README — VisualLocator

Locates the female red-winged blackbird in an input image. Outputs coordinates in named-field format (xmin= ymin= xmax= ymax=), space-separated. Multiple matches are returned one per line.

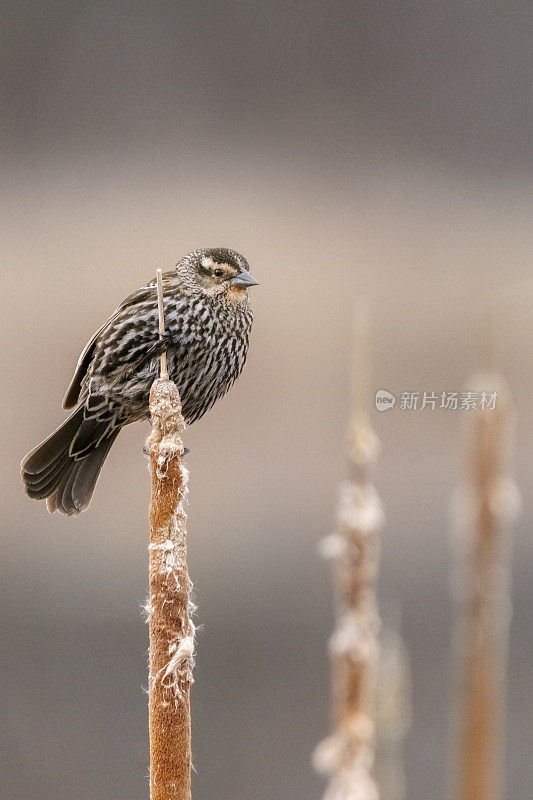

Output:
xmin=22 ymin=248 xmax=257 ymax=515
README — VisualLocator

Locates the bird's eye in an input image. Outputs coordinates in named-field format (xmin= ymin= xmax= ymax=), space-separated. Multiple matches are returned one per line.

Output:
xmin=213 ymin=268 xmax=224 ymax=278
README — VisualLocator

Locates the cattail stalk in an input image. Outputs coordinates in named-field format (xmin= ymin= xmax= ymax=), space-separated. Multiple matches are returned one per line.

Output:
xmin=147 ymin=269 xmax=194 ymax=800
xmin=374 ymin=625 xmax=411 ymax=800
xmin=314 ymin=301 xmax=383 ymax=800
xmin=451 ymin=374 xmax=520 ymax=800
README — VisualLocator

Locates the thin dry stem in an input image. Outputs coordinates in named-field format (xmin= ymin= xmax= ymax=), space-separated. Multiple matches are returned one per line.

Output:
xmin=451 ymin=373 xmax=520 ymax=800
xmin=156 ymin=267 xmax=169 ymax=381
xmin=314 ymin=303 xmax=382 ymax=800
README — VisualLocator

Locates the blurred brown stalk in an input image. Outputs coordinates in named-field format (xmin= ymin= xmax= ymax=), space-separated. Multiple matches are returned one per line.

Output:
xmin=451 ymin=374 xmax=520 ymax=800
xmin=147 ymin=270 xmax=195 ymax=800
xmin=374 ymin=625 xmax=412 ymax=800
xmin=314 ymin=301 xmax=383 ymax=800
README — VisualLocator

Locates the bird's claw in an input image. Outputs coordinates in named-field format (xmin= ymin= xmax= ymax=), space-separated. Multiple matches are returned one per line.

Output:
xmin=148 ymin=332 xmax=173 ymax=359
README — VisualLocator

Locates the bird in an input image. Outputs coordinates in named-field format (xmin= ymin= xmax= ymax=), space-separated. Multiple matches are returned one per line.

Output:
xmin=22 ymin=247 xmax=257 ymax=516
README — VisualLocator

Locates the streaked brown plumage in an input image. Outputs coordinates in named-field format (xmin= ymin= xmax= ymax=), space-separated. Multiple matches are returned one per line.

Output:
xmin=22 ymin=248 xmax=257 ymax=515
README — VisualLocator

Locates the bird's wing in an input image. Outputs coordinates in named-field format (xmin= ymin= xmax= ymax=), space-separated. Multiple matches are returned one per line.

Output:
xmin=62 ymin=281 xmax=160 ymax=409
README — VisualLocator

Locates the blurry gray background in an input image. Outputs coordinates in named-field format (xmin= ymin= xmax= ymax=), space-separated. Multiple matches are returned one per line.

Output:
xmin=1 ymin=2 xmax=532 ymax=798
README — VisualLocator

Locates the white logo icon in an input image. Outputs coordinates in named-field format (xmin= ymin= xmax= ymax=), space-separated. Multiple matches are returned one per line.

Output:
xmin=375 ymin=389 xmax=396 ymax=411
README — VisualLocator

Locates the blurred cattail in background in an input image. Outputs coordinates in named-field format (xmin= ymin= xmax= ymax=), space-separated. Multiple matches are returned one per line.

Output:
xmin=374 ymin=621 xmax=412 ymax=800
xmin=314 ymin=301 xmax=384 ymax=800
xmin=450 ymin=371 xmax=521 ymax=800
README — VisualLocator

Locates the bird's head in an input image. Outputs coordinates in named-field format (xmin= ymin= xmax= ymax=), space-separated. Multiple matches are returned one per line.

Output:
xmin=176 ymin=248 xmax=258 ymax=299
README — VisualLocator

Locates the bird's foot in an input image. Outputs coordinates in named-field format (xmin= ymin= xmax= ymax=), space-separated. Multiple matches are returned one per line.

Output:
xmin=146 ymin=332 xmax=173 ymax=360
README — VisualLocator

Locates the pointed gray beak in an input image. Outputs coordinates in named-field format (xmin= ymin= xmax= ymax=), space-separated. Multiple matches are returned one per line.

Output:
xmin=230 ymin=268 xmax=259 ymax=288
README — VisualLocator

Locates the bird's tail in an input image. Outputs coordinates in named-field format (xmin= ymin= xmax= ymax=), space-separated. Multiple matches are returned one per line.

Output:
xmin=21 ymin=406 xmax=119 ymax=515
